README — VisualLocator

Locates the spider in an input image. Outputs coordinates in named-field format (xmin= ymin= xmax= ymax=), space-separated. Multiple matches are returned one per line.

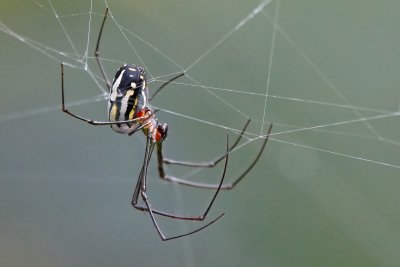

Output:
xmin=60 ymin=8 xmax=273 ymax=241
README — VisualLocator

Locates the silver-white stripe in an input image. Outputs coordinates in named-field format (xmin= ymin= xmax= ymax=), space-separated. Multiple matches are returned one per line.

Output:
xmin=110 ymin=69 xmax=125 ymax=102
xmin=119 ymin=90 xmax=133 ymax=121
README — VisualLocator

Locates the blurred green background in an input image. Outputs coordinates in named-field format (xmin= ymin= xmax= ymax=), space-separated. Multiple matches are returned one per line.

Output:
xmin=1 ymin=0 xmax=400 ymax=266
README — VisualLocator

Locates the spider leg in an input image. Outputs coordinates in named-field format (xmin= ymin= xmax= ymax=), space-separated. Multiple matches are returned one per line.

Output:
xmin=94 ymin=8 xmax=111 ymax=91
xmin=158 ymin=123 xmax=273 ymax=190
xmin=131 ymin=136 xmax=229 ymax=240
xmin=142 ymin=190 xmax=224 ymax=241
xmin=60 ymin=63 xmax=157 ymax=126
xmin=149 ymin=73 xmax=185 ymax=101
xmin=127 ymin=120 xmax=151 ymax=136
xmin=163 ymin=118 xmax=251 ymax=167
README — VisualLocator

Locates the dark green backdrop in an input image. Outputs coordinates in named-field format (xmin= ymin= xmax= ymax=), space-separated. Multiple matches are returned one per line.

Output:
xmin=1 ymin=0 xmax=400 ymax=266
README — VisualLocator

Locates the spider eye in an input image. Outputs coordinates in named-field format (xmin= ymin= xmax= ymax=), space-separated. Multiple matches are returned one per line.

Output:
xmin=156 ymin=123 xmax=168 ymax=142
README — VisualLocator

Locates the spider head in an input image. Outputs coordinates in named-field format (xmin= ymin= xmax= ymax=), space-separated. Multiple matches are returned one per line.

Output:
xmin=113 ymin=64 xmax=147 ymax=91
xmin=155 ymin=122 xmax=168 ymax=143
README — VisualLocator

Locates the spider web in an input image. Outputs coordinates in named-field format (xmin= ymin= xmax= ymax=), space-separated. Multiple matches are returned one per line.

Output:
xmin=1 ymin=0 xmax=399 ymax=169
xmin=2 ymin=0 xmax=400 ymax=265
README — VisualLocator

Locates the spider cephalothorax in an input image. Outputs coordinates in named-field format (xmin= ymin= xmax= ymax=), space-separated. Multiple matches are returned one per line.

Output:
xmin=136 ymin=107 xmax=168 ymax=142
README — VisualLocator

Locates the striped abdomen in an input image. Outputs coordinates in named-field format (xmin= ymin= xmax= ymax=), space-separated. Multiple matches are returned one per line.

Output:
xmin=108 ymin=64 xmax=147 ymax=135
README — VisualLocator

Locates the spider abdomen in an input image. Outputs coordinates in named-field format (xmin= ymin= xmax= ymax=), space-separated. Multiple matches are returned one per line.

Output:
xmin=108 ymin=64 xmax=147 ymax=134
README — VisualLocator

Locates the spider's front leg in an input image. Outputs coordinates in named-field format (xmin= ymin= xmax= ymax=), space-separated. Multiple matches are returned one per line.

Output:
xmin=131 ymin=136 xmax=229 ymax=241
xmin=157 ymin=121 xmax=273 ymax=190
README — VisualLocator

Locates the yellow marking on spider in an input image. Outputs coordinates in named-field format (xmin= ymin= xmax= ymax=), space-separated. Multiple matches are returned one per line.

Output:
xmin=110 ymin=103 xmax=118 ymax=121
xmin=129 ymin=96 xmax=138 ymax=120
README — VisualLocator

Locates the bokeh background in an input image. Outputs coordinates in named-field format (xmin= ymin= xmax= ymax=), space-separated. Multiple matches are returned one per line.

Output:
xmin=1 ymin=0 xmax=400 ymax=266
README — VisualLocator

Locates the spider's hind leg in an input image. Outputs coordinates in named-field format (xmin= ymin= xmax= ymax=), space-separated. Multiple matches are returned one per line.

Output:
xmin=149 ymin=72 xmax=185 ymax=101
